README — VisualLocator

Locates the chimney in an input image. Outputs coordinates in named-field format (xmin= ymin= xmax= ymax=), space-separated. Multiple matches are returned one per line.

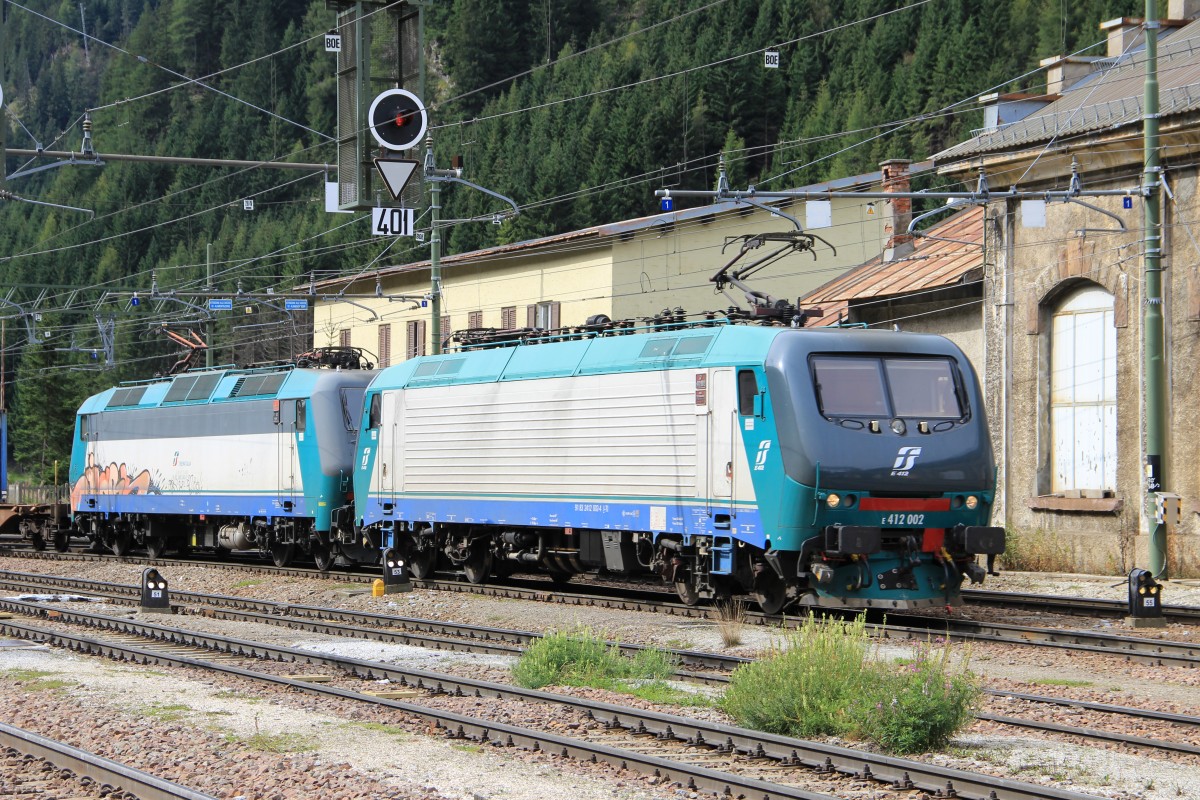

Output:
xmin=880 ymin=159 xmax=914 ymax=262
xmin=1170 ymin=0 xmax=1200 ymax=19
xmin=1040 ymin=55 xmax=1103 ymax=94
xmin=1100 ymin=18 xmax=1146 ymax=58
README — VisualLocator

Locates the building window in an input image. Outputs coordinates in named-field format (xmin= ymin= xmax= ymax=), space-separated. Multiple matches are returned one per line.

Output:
xmin=501 ymin=306 xmax=517 ymax=330
xmin=377 ymin=324 xmax=391 ymax=368
xmin=1050 ymin=284 xmax=1116 ymax=492
xmin=406 ymin=319 xmax=427 ymax=359
xmin=468 ymin=310 xmax=483 ymax=328
xmin=527 ymin=301 xmax=560 ymax=330
xmin=339 ymin=328 xmax=350 ymax=347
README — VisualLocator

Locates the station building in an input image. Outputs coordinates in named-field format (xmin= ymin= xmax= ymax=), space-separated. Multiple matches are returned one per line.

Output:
xmin=311 ymin=163 xmax=923 ymax=365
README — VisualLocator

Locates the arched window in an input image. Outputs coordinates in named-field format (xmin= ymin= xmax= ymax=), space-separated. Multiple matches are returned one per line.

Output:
xmin=1050 ymin=284 xmax=1117 ymax=492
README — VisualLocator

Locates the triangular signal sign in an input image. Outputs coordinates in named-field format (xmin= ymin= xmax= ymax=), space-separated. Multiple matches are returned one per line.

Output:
xmin=374 ymin=158 xmax=419 ymax=201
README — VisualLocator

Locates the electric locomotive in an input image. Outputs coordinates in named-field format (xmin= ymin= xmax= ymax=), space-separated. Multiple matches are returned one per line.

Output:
xmin=71 ymin=357 xmax=376 ymax=568
xmin=348 ymin=322 xmax=1004 ymax=612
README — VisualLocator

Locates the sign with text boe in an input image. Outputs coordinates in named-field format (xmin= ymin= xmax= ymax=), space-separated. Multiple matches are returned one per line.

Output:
xmin=371 ymin=207 xmax=415 ymax=237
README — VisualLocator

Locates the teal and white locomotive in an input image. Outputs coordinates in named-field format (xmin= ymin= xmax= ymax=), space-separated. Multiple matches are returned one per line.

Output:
xmin=71 ymin=356 xmax=375 ymax=569
xmin=350 ymin=323 xmax=1004 ymax=612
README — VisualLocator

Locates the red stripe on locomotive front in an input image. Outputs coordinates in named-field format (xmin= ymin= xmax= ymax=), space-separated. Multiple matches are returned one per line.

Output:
xmin=857 ymin=498 xmax=952 ymax=511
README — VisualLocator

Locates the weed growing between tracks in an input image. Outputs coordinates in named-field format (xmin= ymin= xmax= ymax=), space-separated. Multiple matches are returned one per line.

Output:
xmin=720 ymin=615 xmax=980 ymax=755
xmin=512 ymin=628 xmax=708 ymax=705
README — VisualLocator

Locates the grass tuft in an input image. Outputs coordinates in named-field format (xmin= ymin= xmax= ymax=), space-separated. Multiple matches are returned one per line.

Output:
xmin=512 ymin=628 xmax=690 ymax=702
xmin=999 ymin=528 xmax=1074 ymax=572
xmin=229 ymin=732 xmax=315 ymax=753
xmin=4 ymin=668 xmax=75 ymax=692
xmin=720 ymin=614 xmax=980 ymax=755
xmin=715 ymin=598 xmax=746 ymax=647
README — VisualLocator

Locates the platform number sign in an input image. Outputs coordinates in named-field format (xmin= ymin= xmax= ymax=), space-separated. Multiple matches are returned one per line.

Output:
xmin=325 ymin=31 xmax=342 ymax=52
xmin=372 ymin=206 xmax=415 ymax=237
xmin=764 ymin=49 xmax=781 ymax=69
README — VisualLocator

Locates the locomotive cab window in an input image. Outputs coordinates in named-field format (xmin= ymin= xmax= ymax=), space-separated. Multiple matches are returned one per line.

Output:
xmin=811 ymin=357 xmax=888 ymax=417
xmin=811 ymin=355 xmax=964 ymax=419
xmin=341 ymin=388 xmax=366 ymax=431
xmin=295 ymin=399 xmax=306 ymax=433
xmin=737 ymin=371 xmax=759 ymax=416
xmin=885 ymin=359 xmax=963 ymax=418
xmin=367 ymin=393 xmax=382 ymax=429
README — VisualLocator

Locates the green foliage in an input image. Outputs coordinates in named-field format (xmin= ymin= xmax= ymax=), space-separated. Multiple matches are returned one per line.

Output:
xmin=721 ymin=616 xmax=980 ymax=755
xmin=512 ymin=629 xmax=677 ymax=693
xmin=720 ymin=614 xmax=875 ymax=739
xmin=0 ymin=0 xmax=1143 ymax=472
xmin=858 ymin=643 xmax=980 ymax=754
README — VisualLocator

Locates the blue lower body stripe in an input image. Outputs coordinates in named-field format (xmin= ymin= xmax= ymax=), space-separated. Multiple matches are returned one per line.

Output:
xmin=363 ymin=493 xmax=765 ymax=547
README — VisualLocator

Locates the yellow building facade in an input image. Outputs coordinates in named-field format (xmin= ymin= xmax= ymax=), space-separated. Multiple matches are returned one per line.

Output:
xmin=313 ymin=163 xmax=917 ymax=365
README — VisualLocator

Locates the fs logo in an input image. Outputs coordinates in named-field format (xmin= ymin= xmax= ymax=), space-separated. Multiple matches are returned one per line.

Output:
xmin=753 ymin=440 xmax=772 ymax=471
xmin=891 ymin=446 xmax=922 ymax=476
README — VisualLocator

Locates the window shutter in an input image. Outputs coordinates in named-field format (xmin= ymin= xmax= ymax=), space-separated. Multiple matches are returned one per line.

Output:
xmin=527 ymin=305 xmax=537 ymax=328
xmin=502 ymin=306 xmax=516 ymax=330
xmin=405 ymin=321 xmax=417 ymax=359
xmin=339 ymin=328 xmax=350 ymax=347
xmin=378 ymin=323 xmax=392 ymax=368
xmin=550 ymin=301 xmax=560 ymax=330
xmin=417 ymin=319 xmax=427 ymax=356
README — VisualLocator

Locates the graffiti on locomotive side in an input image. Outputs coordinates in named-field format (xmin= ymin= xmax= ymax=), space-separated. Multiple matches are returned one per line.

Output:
xmin=70 ymin=454 xmax=157 ymax=508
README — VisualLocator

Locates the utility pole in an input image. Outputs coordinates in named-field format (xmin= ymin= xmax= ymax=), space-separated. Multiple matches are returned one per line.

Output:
xmin=1 ymin=0 xmax=8 ymax=192
xmin=205 ymin=243 xmax=214 ymax=369
xmin=421 ymin=136 xmax=519 ymax=355
xmin=1143 ymin=0 xmax=1168 ymax=578
xmin=424 ymin=137 xmax=452 ymax=355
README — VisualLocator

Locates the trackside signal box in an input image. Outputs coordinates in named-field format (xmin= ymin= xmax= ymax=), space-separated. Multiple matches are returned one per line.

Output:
xmin=140 ymin=568 xmax=172 ymax=613
xmin=1126 ymin=568 xmax=1165 ymax=628
xmin=380 ymin=547 xmax=412 ymax=594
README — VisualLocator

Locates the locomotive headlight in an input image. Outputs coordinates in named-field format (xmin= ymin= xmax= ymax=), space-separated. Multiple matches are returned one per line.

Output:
xmin=965 ymin=495 xmax=979 ymax=510
xmin=826 ymin=493 xmax=841 ymax=509
xmin=890 ymin=419 xmax=906 ymax=435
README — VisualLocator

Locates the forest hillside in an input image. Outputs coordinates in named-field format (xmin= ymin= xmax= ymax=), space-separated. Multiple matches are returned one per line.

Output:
xmin=0 ymin=0 xmax=1140 ymax=479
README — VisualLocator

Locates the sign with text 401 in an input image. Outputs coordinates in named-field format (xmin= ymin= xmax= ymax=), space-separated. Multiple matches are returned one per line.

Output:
xmin=372 ymin=207 xmax=415 ymax=237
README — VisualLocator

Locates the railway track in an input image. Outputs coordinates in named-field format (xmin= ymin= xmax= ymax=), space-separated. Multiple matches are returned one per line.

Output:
xmin=4 ymin=559 xmax=1199 ymax=668
xmin=4 ymin=570 xmax=1200 ymax=761
xmin=0 ymin=595 xmax=1115 ymax=800
xmin=8 ymin=545 xmax=1200 ymax=625
xmin=0 ymin=720 xmax=218 ymax=800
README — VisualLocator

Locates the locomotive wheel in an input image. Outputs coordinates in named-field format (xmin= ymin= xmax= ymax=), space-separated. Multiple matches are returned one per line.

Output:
xmin=111 ymin=530 xmax=133 ymax=557
xmin=145 ymin=537 xmax=167 ymax=559
xmin=463 ymin=548 xmax=492 ymax=584
xmin=753 ymin=570 xmax=788 ymax=615
xmin=408 ymin=546 xmax=436 ymax=579
xmin=674 ymin=579 xmax=701 ymax=606
xmin=30 ymin=533 xmax=46 ymax=551
xmin=312 ymin=545 xmax=335 ymax=572
xmin=547 ymin=571 xmax=574 ymax=585
xmin=270 ymin=542 xmax=295 ymax=568
xmin=53 ymin=532 xmax=70 ymax=552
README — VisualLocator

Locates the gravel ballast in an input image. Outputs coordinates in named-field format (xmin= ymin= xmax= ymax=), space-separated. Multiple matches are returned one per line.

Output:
xmin=1 ymin=556 xmax=1199 ymax=799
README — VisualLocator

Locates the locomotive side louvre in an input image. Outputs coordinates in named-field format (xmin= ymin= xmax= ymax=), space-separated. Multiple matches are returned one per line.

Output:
xmin=71 ymin=366 xmax=375 ymax=565
xmin=363 ymin=367 xmax=756 ymax=530
xmin=354 ymin=324 xmax=1004 ymax=610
